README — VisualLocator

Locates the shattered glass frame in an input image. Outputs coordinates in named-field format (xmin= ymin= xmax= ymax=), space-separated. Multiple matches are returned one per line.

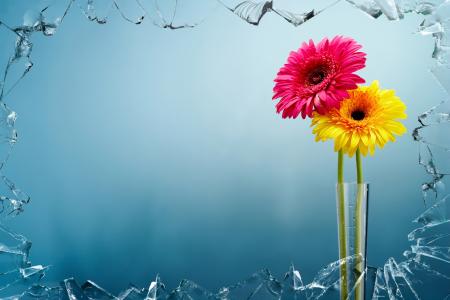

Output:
xmin=0 ymin=0 xmax=449 ymax=299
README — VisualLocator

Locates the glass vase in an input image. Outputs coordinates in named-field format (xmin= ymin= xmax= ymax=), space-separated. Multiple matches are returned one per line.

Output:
xmin=336 ymin=182 xmax=369 ymax=300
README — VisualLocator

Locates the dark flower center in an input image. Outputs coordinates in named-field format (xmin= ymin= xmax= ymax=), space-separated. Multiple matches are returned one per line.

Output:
xmin=308 ymin=69 xmax=326 ymax=85
xmin=351 ymin=110 xmax=365 ymax=121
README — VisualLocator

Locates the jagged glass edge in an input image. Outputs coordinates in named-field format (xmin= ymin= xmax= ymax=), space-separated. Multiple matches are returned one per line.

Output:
xmin=0 ymin=0 xmax=449 ymax=299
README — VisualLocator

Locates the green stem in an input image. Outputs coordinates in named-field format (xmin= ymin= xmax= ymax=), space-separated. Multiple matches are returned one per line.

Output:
xmin=337 ymin=150 xmax=348 ymax=300
xmin=356 ymin=149 xmax=363 ymax=184
xmin=355 ymin=149 xmax=364 ymax=300
xmin=338 ymin=151 xmax=344 ymax=184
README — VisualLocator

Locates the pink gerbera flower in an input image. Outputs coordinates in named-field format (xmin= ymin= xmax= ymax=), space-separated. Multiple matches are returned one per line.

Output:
xmin=273 ymin=36 xmax=366 ymax=119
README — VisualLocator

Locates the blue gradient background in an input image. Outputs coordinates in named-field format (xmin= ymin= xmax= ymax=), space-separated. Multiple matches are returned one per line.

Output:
xmin=1 ymin=0 xmax=447 ymax=294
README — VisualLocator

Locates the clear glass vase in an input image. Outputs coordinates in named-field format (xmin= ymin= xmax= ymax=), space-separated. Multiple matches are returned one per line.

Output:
xmin=336 ymin=182 xmax=369 ymax=300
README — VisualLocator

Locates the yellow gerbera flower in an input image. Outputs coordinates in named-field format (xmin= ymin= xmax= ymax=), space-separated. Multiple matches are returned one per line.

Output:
xmin=311 ymin=80 xmax=407 ymax=157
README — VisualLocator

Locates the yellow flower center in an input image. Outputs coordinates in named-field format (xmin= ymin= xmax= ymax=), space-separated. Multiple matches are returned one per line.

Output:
xmin=337 ymin=89 xmax=379 ymax=129
xmin=351 ymin=110 xmax=365 ymax=121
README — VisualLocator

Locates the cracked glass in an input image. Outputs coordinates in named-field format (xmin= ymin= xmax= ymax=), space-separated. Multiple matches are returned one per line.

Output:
xmin=0 ymin=0 xmax=449 ymax=299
